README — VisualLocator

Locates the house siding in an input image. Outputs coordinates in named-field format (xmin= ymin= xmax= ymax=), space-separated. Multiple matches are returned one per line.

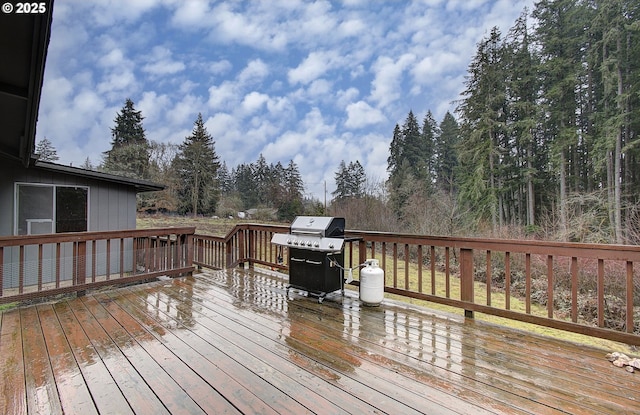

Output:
xmin=1 ymin=160 xmax=139 ymax=288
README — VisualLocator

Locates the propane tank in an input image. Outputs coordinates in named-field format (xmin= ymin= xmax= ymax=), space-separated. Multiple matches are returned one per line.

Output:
xmin=359 ymin=259 xmax=384 ymax=306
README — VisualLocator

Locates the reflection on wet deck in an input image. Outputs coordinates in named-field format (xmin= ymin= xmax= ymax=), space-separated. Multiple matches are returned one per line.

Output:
xmin=1 ymin=268 xmax=639 ymax=414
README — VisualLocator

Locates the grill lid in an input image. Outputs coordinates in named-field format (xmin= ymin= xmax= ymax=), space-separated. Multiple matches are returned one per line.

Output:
xmin=271 ymin=216 xmax=345 ymax=252
xmin=290 ymin=216 xmax=344 ymax=237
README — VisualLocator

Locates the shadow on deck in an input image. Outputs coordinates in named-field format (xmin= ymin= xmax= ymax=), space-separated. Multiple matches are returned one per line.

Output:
xmin=1 ymin=267 xmax=638 ymax=414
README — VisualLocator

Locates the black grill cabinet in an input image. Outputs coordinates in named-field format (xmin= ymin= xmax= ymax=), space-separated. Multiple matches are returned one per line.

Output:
xmin=271 ymin=216 xmax=345 ymax=302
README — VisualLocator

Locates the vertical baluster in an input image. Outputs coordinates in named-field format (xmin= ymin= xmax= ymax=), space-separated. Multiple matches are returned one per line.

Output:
xmin=547 ymin=255 xmax=554 ymax=319
xmin=38 ymin=244 xmax=43 ymax=291
xmin=505 ymin=252 xmax=511 ymax=310
xmin=430 ymin=246 xmax=436 ymax=296
xmin=106 ymin=239 xmax=111 ymax=280
xmin=393 ymin=243 xmax=398 ymax=288
xmin=404 ymin=244 xmax=409 ymax=290
xmin=486 ymin=250 xmax=491 ymax=306
xmin=56 ymin=243 xmax=61 ymax=287
xmin=445 ymin=247 xmax=450 ymax=298
xmin=19 ymin=245 xmax=24 ymax=294
xmin=0 ymin=246 xmax=3 ymax=297
xmin=598 ymin=259 xmax=604 ymax=327
xmin=417 ymin=244 xmax=423 ymax=293
xmin=526 ymin=253 xmax=531 ymax=314
xmin=571 ymin=257 xmax=578 ymax=323
xmin=627 ymin=261 xmax=634 ymax=333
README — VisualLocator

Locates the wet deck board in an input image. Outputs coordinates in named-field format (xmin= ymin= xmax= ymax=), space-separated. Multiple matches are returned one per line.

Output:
xmin=2 ymin=268 xmax=640 ymax=414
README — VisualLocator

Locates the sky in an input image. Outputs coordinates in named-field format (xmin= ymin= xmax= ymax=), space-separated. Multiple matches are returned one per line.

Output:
xmin=37 ymin=0 xmax=535 ymax=201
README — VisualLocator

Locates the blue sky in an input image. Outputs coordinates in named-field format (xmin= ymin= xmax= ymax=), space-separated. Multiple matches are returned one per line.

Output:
xmin=37 ymin=0 xmax=534 ymax=200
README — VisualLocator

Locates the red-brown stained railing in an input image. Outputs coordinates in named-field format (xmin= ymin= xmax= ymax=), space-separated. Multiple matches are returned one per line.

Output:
xmin=0 ymin=227 xmax=195 ymax=304
xmin=198 ymin=225 xmax=640 ymax=346
xmin=193 ymin=224 xmax=288 ymax=271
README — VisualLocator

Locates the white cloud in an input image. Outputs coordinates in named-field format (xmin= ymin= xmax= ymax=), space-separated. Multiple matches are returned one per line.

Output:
xmin=411 ymin=52 xmax=461 ymax=80
xmin=370 ymin=54 xmax=416 ymax=108
xmin=238 ymin=59 xmax=270 ymax=85
xmin=288 ymin=51 xmax=339 ymax=86
xmin=209 ymin=60 xmax=233 ymax=75
xmin=241 ymin=91 xmax=270 ymax=115
xmin=345 ymin=101 xmax=387 ymax=129
xmin=142 ymin=46 xmax=186 ymax=76
xmin=170 ymin=0 xmax=213 ymax=28
xmin=98 ymin=48 xmax=127 ymax=68
xmin=37 ymin=0 xmax=537 ymax=195
xmin=336 ymin=88 xmax=360 ymax=108
xmin=207 ymin=82 xmax=238 ymax=111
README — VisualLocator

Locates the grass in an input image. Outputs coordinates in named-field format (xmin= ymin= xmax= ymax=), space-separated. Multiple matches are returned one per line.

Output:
xmin=138 ymin=214 xmax=636 ymax=354
xmin=0 ymin=302 xmax=18 ymax=312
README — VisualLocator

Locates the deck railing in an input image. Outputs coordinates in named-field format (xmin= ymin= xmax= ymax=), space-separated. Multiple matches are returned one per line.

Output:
xmin=194 ymin=223 xmax=640 ymax=346
xmin=0 ymin=227 xmax=195 ymax=304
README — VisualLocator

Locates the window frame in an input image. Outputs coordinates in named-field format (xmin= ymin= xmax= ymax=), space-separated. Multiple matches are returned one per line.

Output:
xmin=14 ymin=182 xmax=90 ymax=235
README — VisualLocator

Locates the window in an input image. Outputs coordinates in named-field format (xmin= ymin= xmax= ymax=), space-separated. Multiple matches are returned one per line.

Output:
xmin=16 ymin=184 xmax=89 ymax=235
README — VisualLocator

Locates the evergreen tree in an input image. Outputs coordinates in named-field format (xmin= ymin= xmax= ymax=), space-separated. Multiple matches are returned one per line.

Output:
xmin=102 ymin=98 xmax=150 ymax=179
xmin=333 ymin=160 xmax=366 ymax=202
xmin=456 ymin=27 xmax=508 ymax=230
xmin=504 ymin=10 xmax=542 ymax=227
xmin=234 ymin=163 xmax=258 ymax=209
xmin=333 ymin=160 xmax=350 ymax=202
xmin=420 ymin=111 xmax=438 ymax=185
xmin=400 ymin=110 xmax=422 ymax=179
xmin=172 ymin=113 xmax=220 ymax=216
xmin=278 ymin=160 xmax=304 ymax=220
xmin=217 ymin=162 xmax=234 ymax=193
xmin=80 ymin=157 xmax=93 ymax=170
xmin=348 ymin=160 xmax=366 ymax=198
xmin=533 ymin=0 xmax=585 ymax=234
xmin=435 ymin=112 xmax=460 ymax=193
xmin=387 ymin=124 xmax=404 ymax=177
xmin=253 ymin=154 xmax=270 ymax=205
xmin=35 ymin=137 xmax=59 ymax=162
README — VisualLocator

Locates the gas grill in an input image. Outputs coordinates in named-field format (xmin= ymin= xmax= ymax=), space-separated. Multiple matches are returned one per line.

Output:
xmin=271 ymin=216 xmax=345 ymax=302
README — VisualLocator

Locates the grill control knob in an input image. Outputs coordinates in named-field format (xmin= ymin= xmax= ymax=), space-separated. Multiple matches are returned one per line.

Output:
xmin=293 ymin=239 xmax=299 ymax=245
xmin=313 ymin=241 xmax=320 ymax=248
xmin=328 ymin=243 xmax=334 ymax=249
xmin=306 ymin=240 xmax=312 ymax=246
xmin=286 ymin=239 xmax=292 ymax=244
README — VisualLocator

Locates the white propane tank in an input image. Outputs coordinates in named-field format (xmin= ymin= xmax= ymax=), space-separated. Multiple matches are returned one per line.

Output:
xmin=359 ymin=259 xmax=384 ymax=306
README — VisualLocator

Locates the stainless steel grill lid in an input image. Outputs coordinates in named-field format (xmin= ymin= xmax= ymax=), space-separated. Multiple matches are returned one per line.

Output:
xmin=271 ymin=216 xmax=345 ymax=252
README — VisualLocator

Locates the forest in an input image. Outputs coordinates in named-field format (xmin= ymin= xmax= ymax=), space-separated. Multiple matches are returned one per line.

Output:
xmin=37 ymin=0 xmax=640 ymax=244
xmin=338 ymin=0 xmax=640 ymax=244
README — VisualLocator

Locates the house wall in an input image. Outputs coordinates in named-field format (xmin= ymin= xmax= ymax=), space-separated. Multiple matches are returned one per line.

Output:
xmin=0 ymin=159 xmax=136 ymax=236
xmin=1 ymin=160 xmax=138 ymax=288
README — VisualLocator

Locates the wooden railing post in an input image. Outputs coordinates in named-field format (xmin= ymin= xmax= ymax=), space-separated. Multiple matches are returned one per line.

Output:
xmin=185 ymin=233 xmax=193 ymax=271
xmin=248 ymin=229 xmax=255 ymax=269
xmin=460 ymin=248 xmax=474 ymax=318
xmin=237 ymin=230 xmax=245 ymax=269
xmin=77 ymin=241 xmax=87 ymax=297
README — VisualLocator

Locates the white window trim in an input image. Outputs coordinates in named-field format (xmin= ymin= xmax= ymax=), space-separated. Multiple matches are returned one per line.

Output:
xmin=14 ymin=182 xmax=91 ymax=235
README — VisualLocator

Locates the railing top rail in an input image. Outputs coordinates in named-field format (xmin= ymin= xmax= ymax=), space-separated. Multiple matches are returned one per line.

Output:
xmin=194 ymin=223 xmax=289 ymax=243
xmin=345 ymin=229 xmax=640 ymax=261
xmin=195 ymin=223 xmax=640 ymax=261
xmin=0 ymin=226 xmax=196 ymax=247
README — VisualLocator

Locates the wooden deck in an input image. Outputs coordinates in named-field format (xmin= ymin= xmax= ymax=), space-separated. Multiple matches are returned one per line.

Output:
xmin=1 ymin=268 xmax=639 ymax=415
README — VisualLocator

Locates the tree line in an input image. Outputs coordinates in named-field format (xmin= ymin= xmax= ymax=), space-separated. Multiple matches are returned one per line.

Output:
xmin=37 ymin=0 xmax=640 ymax=242
xmin=77 ymin=98 xmax=308 ymax=221
xmin=335 ymin=0 xmax=640 ymax=243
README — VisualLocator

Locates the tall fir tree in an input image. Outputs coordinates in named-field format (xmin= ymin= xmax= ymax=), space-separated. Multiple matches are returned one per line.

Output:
xmin=456 ymin=27 xmax=508 ymax=230
xmin=435 ymin=112 xmax=460 ymax=193
xmin=35 ymin=137 xmax=59 ymax=162
xmin=102 ymin=98 xmax=150 ymax=179
xmin=172 ymin=113 xmax=220 ymax=216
